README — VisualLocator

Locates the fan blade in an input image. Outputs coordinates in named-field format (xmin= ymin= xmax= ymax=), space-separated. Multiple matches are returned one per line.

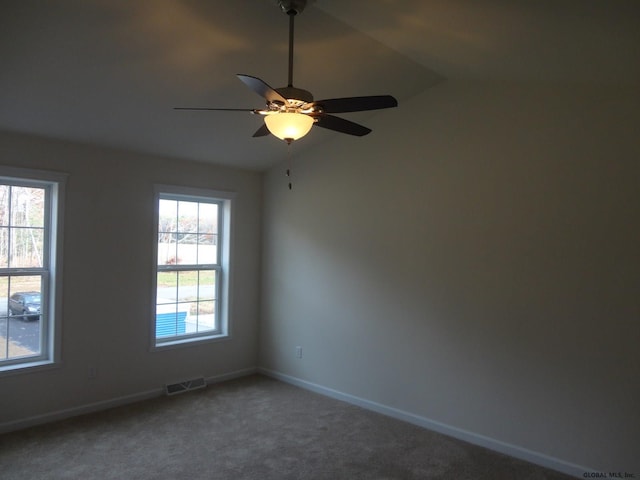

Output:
xmin=252 ymin=123 xmax=270 ymax=137
xmin=174 ymin=107 xmax=259 ymax=112
xmin=237 ymin=74 xmax=288 ymax=104
xmin=311 ymin=114 xmax=372 ymax=137
xmin=312 ymin=95 xmax=397 ymax=113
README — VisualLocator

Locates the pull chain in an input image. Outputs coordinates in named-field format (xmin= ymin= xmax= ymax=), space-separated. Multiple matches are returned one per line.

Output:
xmin=286 ymin=139 xmax=293 ymax=190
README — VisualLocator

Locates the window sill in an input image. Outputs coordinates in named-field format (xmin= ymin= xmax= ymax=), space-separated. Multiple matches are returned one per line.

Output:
xmin=151 ymin=333 xmax=230 ymax=352
xmin=0 ymin=359 xmax=59 ymax=377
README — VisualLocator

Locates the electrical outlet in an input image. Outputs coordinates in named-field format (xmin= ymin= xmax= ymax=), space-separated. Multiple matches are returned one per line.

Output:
xmin=88 ymin=365 xmax=97 ymax=379
xmin=295 ymin=346 xmax=302 ymax=358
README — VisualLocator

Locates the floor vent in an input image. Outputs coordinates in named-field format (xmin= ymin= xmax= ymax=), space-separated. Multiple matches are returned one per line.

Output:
xmin=165 ymin=377 xmax=207 ymax=396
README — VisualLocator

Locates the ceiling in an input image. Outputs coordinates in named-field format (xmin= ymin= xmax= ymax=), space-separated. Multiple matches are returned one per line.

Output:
xmin=1 ymin=0 xmax=638 ymax=170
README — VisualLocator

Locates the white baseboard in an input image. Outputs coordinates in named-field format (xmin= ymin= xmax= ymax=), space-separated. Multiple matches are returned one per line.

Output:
xmin=204 ymin=366 xmax=258 ymax=386
xmin=259 ymin=368 xmax=590 ymax=479
xmin=0 ymin=367 xmax=257 ymax=435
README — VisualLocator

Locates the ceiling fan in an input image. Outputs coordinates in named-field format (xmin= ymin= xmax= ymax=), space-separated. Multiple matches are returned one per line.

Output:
xmin=175 ymin=0 xmax=398 ymax=144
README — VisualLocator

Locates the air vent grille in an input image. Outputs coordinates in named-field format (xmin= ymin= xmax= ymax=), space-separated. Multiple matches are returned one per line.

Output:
xmin=165 ymin=377 xmax=206 ymax=396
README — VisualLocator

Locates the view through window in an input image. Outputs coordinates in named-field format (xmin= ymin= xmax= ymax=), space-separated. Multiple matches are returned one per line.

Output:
xmin=154 ymin=188 xmax=231 ymax=346
xmin=0 ymin=174 xmax=61 ymax=370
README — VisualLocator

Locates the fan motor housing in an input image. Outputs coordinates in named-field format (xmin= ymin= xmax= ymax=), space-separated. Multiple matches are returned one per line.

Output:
xmin=276 ymin=86 xmax=313 ymax=104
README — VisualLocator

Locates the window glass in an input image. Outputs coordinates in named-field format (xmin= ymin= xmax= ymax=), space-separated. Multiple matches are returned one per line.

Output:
xmin=154 ymin=189 xmax=230 ymax=347
xmin=1 ymin=173 xmax=63 ymax=372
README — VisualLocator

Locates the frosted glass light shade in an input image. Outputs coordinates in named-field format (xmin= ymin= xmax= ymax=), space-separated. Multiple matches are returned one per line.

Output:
xmin=264 ymin=112 xmax=314 ymax=141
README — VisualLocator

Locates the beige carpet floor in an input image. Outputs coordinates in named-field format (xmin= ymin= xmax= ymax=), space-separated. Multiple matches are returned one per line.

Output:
xmin=0 ymin=374 xmax=575 ymax=479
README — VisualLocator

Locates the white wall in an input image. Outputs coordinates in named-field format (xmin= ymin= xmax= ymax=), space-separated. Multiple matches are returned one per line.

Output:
xmin=0 ymin=131 xmax=262 ymax=427
xmin=260 ymin=81 xmax=640 ymax=474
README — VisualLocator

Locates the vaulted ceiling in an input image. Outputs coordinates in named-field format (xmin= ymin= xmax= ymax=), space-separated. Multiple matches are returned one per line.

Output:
xmin=1 ymin=0 xmax=638 ymax=170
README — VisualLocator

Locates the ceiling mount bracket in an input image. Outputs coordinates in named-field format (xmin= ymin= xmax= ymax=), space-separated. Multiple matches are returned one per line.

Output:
xmin=276 ymin=0 xmax=310 ymax=16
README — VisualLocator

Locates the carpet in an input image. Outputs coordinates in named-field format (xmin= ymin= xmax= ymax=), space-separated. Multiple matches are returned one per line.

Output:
xmin=0 ymin=374 xmax=574 ymax=479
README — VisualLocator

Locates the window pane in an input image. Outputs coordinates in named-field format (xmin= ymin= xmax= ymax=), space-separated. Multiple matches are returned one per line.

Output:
xmin=0 ymin=275 xmax=7 ymax=360
xmin=7 ymin=316 xmax=41 ymax=359
xmin=155 ymin=303 xmax=183 ymax=338
xmin=177 ymin=270 xmax=197 ymax=302
xmin=157 ymin=233 xmax=177 ymax=266
xmin=0 ymin=317 xmax=6 ymax=360
xmin=0 ymin=276 xmax=7 ymax=304
xmin=177 ymin=201 xmax=198 ymax=234
xmin=0 ymin=185 xmax=9 ymax=227
xmin=2 ymin=275 xmax=43 ymax=359
xmin=0 ymin=227 xmax=8 ymax=268
xmin=182 ymin=300 xmax=198 ymax=333
xmin=175 ymin=201 xmax=198 ymax=266
xmin=156 ymin=270 xmax=182 ymax=338
xmin=9 ymin=275 xmax=43 ymax=318
xmin=176 ymin=240 xmax=195 ymax=266
xmin=197 ymin=234 xmax=217 ymax=264
xmin=197 ymin=270 xmax=216 ymax=301
xmin=195 ymin=300 xmax=216 ymax=332
xmin=10 ymin=227 xmax=44 ymax=268
xmin=198 ymin=203 xmax=218 ymax=235
xmin=11 ymin=186 xmax=45 ymax=227
xmin=158 ymin=199 xmax=177 ymax=232
xmin=157 ymin=271 xmax=177 ymax=303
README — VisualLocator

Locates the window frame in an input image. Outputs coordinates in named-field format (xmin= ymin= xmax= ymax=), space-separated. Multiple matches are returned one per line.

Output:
xmin=0 ymin=166 xmax=66 ymax=375
xmin=151 ymin=185 xmax=234 ymax=350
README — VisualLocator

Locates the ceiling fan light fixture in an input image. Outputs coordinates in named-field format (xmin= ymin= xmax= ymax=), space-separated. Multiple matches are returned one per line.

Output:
xmin=264 ymin=112 xmax=314 ymax=142
xmin=174 ymin=0 xmax=397 ymax=143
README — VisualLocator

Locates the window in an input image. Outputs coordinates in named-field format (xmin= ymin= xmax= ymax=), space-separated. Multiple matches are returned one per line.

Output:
xmin=0 ymin=168 xmax=65 ymax=373
xmin=153 ymin=186 xmax=233 ymax=348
